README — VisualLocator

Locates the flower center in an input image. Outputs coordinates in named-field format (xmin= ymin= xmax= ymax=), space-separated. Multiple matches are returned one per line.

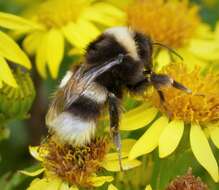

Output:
xmin=148 ymin=64 xmax=219 ymax=124
xmin=37 ymin=0 xmax=89 ymax=28
xmin=166 ymin=169 xmax=209 ymax=190
xmin=39 ymin=136 xmax=109 ymax=187
xmin=127 ymin=0 xmax=200 ymax=48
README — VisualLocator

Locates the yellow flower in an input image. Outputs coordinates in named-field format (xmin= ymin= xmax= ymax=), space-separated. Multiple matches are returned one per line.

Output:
xmin=121 ymin=64 xmax=219 ymax=182
xmin=126 ymin=0 xmax=219 ymax=70
xmin=0 ymin=0 xmax=125 ymax=79
xmin=0 ymin=30 xmax=31 ymax=88
xmin=22 ymin=137 xmax=140 ymax=189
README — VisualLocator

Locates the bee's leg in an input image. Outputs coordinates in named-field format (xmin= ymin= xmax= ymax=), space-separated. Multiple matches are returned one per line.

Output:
xmin=157 ymin=90 xmax=172 ymax=117
xmin=151 ymin=73 xmax=192 ymax=94
xmin=127 ymin=78 xmax=151 ymax=93
xmin=151 ymin=73 xmax=192 ymax=117
xmin=108 ymin=92 xmax=123 ymax=171
xmin=172 ymin=80 xmax=192 ymax=94
xmin=157 ymin=90 xmax=165 ymax=102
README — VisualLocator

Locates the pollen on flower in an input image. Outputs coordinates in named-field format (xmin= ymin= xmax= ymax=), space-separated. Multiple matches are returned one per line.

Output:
xmin=39 ymin=136 xmax=109 ymax=187
xmin=127 ymin=0 xmax=200 ymax=48
xmin=37 ymin=0 xmax=89 ymax=28
xmin=166 ymin=168 xmax=209 ymax=190
xmin=148 ymin=63 xmax=219 ymax=124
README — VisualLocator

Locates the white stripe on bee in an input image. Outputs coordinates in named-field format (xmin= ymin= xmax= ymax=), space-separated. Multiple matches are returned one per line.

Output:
xmin=59 ymin=71 xmax=73 ymax=88
xmin=83 ymin=82 xmax=108 ymax=104
xmin=105 ymin=27 xmax=139 ymax=60
xmin=48 ymin=112 xmax=96 ymax=145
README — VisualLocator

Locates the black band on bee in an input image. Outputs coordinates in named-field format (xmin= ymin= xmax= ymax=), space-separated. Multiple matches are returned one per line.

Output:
xmin=68 ymin=96 xmax=101 ymax=120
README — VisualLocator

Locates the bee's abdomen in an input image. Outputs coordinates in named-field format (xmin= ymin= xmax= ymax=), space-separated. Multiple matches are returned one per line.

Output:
xmin=68 ymin=82 xmax=108 ymax=120
xmin=47 ymin=82 xmax=108 ymax=145
xmin=68 ymin=96 xmax=102 ymax=120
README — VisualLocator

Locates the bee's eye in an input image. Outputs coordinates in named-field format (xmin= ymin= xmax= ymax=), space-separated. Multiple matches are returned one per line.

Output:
xmin=88 ymin=43 xmax=98 ymax=51
xmin=87 ymin=35 xmax=106 ymax=52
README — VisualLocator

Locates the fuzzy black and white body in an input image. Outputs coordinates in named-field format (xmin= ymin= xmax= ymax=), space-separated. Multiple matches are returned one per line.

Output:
xmin=46 ymin=27 xmax=191 ymax=154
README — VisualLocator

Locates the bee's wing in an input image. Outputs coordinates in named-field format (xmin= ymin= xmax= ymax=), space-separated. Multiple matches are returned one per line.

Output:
xmin=62 ymin=65 xmax=87 ymax=108
xmin=63 ymin=54 xmax=124 ymax=109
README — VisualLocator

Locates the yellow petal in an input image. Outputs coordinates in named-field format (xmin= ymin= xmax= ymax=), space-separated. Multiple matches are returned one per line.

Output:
xmin=47 ymin=29 xmax=64 ymax=78
xmin=89 ymin=176 xmax=113 ymax=187
xmin=196 ymin=23 xmax=214 ymax=39
xmin=129 ymin=116 xmax=168 ymax=159
xmin=77 ymin=19 xmax=100 ymax=43
xmin=27 ymin=178 xmax=61 ymax=190
xmin=178 ymin=49 xmax=207 ymax=70
xmin=121 ymin=139 xmax=136 ymax=152
xmin=105 ymin=152 xmax=128 ymax=161
xmin=108 ymin=184 xmax=118 ymax=190
xmin=105 ymin=139 xmax=137 ymax=160
xmin=102 ymin=158 xmax=141 ymax=172
xmin=145 ymin=185 xmax=152 ymax=190
xmin=29 ymin=146 xmax=43 ymax=161
xmin=46 ymin=178 xmax=62 ymax=190
xmin=0 ymin=56 xmax=17 ymax=87
xmin=0 ymin=11 xmax=42 ymax=31
xmin=19 ymin=168 xmax=45 ymax=177
xmin=159 ymin=120 xmax=184 ymax=158
xmin=156 ymin=50 xmax=171 ymax=71
xmin=23 ymin=32 xmax=44 ymax=55
xmin=35 ymin=33 xmax=48 ymax=78
xmin=209 ymin=124 xmax=219 ymax=149
xmin=190 ymin=123 xmax=219 ymax=182
xmin=68 ymin=47 xmax=85 ymax=56
xmin=120 ymin=105 xmax=158 ymax=131
xmin=188 ymin=39 xmax=219 ymax=61
xmin=62 ymin=23 xmax=87 ymax=49
xmin=27 ymin=178 xmax=48 ymax=190
xmin=0 ymin=31 xmax=31 ymax=69
xmin=62 ymin=20 xmax=100 ymax=50
xmin=59 ymin=182 xmax=70 ymax=190
xmin=82 ymin=3 xmax=125 ymax=26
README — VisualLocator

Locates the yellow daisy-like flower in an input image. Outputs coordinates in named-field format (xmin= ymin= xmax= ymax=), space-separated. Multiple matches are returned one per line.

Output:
xmin=126 ymin=0 xmax=219 ymax=70
xmin=121 ymin=63 xmax=219 ymax=182
xmin=22 ymin=137 xmax=140 ymax=189
xmin=0 ymin=0 xmax=125 ymax=79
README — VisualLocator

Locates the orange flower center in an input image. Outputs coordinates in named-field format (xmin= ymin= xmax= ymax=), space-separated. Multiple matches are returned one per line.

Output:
xmin=127 ymin=0 xmax=200 ymax=48
xmin=148 ymin=64 xmax=219 ymax=124
xmin=39 ymin=136 xmax=109 ymax=187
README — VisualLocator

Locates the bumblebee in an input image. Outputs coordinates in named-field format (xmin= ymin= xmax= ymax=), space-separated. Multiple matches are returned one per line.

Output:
xmin=46 ymin=27 xmax=191 ymax=167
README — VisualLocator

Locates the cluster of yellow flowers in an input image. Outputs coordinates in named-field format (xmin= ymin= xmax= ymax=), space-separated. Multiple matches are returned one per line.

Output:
xmin=1 ymin=0 xmax=219 ymax=189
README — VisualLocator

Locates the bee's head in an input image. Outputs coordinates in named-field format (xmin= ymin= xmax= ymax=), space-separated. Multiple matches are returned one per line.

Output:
xmin=85 ymin=27 xmax=153 ymax=71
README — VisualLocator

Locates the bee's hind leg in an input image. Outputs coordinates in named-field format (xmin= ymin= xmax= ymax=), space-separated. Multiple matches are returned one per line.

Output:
xmin=108 ymin=92 xmax=123 ymax=171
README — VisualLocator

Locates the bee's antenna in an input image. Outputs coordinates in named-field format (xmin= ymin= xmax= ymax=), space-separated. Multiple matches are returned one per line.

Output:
xmin=152 ymin=42 xmax=183 ymax=61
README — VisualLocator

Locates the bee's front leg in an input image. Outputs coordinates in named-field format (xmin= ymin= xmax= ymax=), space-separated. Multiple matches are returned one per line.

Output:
xmin=108 ymin=92 xmax=123 ymax=171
